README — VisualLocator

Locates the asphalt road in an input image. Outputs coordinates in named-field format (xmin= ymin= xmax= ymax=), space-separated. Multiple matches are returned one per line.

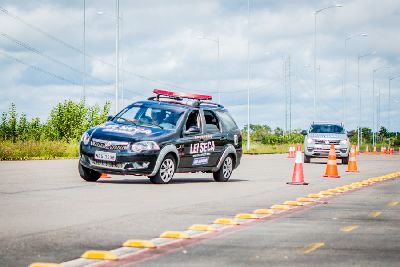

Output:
xmin=0 ymin=154 xmax=399 ymax=266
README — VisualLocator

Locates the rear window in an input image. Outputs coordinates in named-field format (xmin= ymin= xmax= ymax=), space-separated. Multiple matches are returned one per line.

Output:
xmin=309 ymin=124 xmax=344 ymax=134
xmin=215 ymin=110 xmax=238 ymax=132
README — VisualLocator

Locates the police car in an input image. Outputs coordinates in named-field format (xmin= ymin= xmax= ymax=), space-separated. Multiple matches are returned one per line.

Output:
xmin=79 ymin=89 xmax=242 ymax=184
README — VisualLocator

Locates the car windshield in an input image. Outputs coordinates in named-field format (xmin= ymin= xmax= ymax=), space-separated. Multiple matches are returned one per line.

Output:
xmin=113 ymin=104 xmax=184 ymax=130
xmin=309 ymin=124 xmax=344 ymax=134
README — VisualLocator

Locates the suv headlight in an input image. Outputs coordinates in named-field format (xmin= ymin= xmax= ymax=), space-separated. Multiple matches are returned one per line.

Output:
xmin=81 ymin=132 xmax=90 ymax=145
xmin=340 ymin=139 xmax=348 ymax=145
xmin=131 ymin=141 xmax=160 ymax=153
xmin=306 ymin=138 xmax=314 ymax=144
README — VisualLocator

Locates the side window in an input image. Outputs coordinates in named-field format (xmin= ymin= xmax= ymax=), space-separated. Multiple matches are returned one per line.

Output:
xmin=216 ymin=110 xmax=238 ymax=132
xmin=203 ymin=110 xmax=221 ymax=133
xmin=185 ymin=110 xmax=201 ymax=131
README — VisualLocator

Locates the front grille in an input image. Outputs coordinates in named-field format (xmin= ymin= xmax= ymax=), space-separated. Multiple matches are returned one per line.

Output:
xmin=89 ymin=159 xmax=126 ymax=170
xmin=314 ymin=139 xmax=340 ymax=145
xmin=91 ymin=138 xmax=129 ymax=150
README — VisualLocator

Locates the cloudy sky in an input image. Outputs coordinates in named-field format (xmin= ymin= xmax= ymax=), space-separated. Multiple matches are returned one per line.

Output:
xmin=0 ymin=0 xmax=399 ymax=132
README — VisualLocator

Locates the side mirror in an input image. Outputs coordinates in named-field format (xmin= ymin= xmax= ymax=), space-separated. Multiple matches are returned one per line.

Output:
xmin=184 ymin=126 xmax=201 ymax=135
xmin=301 ymin=130 xmax=308 ymax=136
xmin=106 ymin=115 xmax=113 ymax=121
xmin=347 ymin=130 xmax=355 ymax=137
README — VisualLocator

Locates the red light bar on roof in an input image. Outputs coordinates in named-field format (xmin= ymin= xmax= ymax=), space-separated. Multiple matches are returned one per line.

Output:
xmin=153 ymin=89 xmax=212 ymax=100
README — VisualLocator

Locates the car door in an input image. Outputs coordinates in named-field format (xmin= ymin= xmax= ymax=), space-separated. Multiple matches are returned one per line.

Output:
xmin=202 ymin=109 xmax=227 ymax=167
xmin=175 ymin=109 xmax=207 ymax=169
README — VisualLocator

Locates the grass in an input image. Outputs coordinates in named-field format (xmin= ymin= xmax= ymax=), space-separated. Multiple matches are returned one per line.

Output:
xmin=0 ymin=140 xmax=79 ymax=160
xmin=243 ymin=142 xmax=298 ymax=154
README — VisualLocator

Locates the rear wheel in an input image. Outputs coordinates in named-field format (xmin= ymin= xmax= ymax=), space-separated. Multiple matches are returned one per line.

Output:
xmin=149 ymin=155 xmax=176 ymax=184
xmin=304 ymin=155 xmax=311 ymax=163
xmin=78 ymin=162 xmax=101 ymax=182
xmin=213 ymin=155 xmax=233 ymax=182
xmin=342 ymin=156 xmax=349 ymax=165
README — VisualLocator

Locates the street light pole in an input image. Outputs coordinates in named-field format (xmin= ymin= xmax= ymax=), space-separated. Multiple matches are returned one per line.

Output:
xmin=357 ymin=52 xmax=374 ymax=148
xmin=388 ymin=75 xmax=400 ymax=136
xmin=115 ymin=0 xmax=120 ymax=114
xmin=247 ymin=0 xmax=250 ymax=151
xmin=372 ymin=66 xmax=390 ymax=146
xmin=343 ymin=33 xmax=367 ymax=125
xmin=314 ymin=4 xmax=342 ymax=122
xmin=83 ymin=0 xmax=86 ymax=101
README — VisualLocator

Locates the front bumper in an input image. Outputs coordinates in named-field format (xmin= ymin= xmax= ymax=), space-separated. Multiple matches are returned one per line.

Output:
xmin=304 ymin=144 xmax=349 ymax=158
xmin=80 ymin=145 xmax=159 ymax=175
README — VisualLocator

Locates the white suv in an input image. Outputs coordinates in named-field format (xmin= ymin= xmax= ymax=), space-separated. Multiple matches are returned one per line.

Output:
xmin=302 ymin=122 xmax=351 ymax=164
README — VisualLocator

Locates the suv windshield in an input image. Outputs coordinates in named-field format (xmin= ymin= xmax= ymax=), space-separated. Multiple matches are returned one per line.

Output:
xmin=309 ymin=124 xmax=344 ymax=134
xmin=113 ymin=104 xmax=184 ymax=130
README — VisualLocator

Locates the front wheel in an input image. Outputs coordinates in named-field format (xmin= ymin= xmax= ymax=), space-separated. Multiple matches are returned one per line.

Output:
xmin=213 ymin=155 xmax=233 ymax=182
xmin=78 ymin=162 xmax=101 ymax=182
xmin=149 ymin=155 xmax=176 ymax=184
xmin=342 ymin=156 xmax=349 ymax=165
xmin=304 ymin=155 xmax=311 ymax=163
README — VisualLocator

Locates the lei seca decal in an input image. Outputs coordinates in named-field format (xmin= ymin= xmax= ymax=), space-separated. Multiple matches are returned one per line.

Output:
xmin=102 ymin=124 xmax=152 ymax=135
xmin=190 ymin=141 xmax=215 ymax=154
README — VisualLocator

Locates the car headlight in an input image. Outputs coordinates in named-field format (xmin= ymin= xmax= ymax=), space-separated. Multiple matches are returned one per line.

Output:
xmin=131 ymin=141 xmax=160 ymax=153
xmin=306 ymin=138 xmax=314 ymax=144
xmin=340 ymin=139 xmax=348 ymax=145
xmin=81 ymin=132 xmax=90 ymax=145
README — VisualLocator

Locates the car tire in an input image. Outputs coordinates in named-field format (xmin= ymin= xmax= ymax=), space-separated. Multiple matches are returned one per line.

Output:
xmin=342 ymin=156 xmax=349 ymax=165
xmin=78 ymin=162 xmax=101 ymax=182
xmin=213 ymin=155 xmax=233 ymax=182
xmin=304 ymin=155 xmax=311 ymax=163
xmin=149 ymin=154 xmax=176 ymax=184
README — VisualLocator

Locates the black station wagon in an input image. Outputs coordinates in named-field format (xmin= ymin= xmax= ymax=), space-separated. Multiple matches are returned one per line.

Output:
xmin=79 ymin=89 xmax=242 ymax=184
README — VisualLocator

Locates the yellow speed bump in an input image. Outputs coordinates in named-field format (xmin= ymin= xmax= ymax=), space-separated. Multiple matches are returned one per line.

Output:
xmin=188 ymin=224 xmax=216 ymax=231
xmin=327 ymin=188 xmax=341 ymax=193
xmin=123 ymin=240 xmax=156 ymax=248
xmin=319 ymin=191 xmax=334 ymax=196
xmin=235 ymin=213 xmax=259 ymax=219
xmin=296 ymin=197 xmax=315 ymax=203
xmin=340 ymin=225 xmax=359 ymax=232
xmin=307 ymin=193 xmax=324 ymax=199
xmin=159 ymin=231 xmax=190 ymax=239
xmin=283 ymin=201 xmax=303 ymax=206
xmin=213 ymin=218 xmax=239 ymax=225
xmin=270 ymin=204 xmax=291 ymax=210
xmin=253 ymin=209 xmax=274 ymax=214
xmin=336 ymin=187 xmax=349 ymax=191
xmin=388 ymin=201 xmax=399 ymax=207
xmin=81 ymin=250 xmax=118 ymax=261
xmin=29 ymin=263 xmax=62 ymax=267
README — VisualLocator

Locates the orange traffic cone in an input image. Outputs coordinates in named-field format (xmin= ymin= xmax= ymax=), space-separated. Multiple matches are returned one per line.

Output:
xmin=287 ymin=145 xmax=308 ymax=185
xmin=100 ymin=173 xmax=111 ymax=178
xmin=288 ymin=145 xmax=295 ymax=158
xmin=380 ymin=147 xmax=386 ymax=155
xmin=390 ymin=148 xmax=394 ymax=155
xmin=346 ymin=145 xmax=358 ymax=172
xmin=365 ymin=145 xmax=369 ymax=155
xmin=373 ymin=146 xmax=377 ymax=155
xmin=323 ymin=144 xmax=340 ymax=178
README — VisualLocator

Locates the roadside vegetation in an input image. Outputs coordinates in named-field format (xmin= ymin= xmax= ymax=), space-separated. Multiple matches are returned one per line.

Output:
xmin=0 ymin=101 xmax=110 ymax=160
xmin=1 ymin=101 xmax=399 ymax=159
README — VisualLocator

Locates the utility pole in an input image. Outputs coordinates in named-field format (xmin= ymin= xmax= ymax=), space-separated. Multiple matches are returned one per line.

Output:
xmin=83 ymin=0 xmax=86 ymax=101
xmin=288 ymin=56 xmax=292 ymax=136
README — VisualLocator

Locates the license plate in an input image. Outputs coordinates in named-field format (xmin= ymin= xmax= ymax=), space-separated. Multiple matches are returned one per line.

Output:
xmin=95 ymin=151 xmax=116 ymax=162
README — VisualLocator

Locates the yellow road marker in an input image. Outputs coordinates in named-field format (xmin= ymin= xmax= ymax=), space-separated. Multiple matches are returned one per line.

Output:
xmin=283 ymin=201 xmax=303 ymax=206
xmin=253 ymin=209 xmax=274 ymax=214
xmin=81 ymin=250 xmax=118 ymax=260
xmin=159 ymin=231 xmax=190 ymax=239
xmin=29 ymin=263 xmax=62 ymax=267
xmin=188 ymin=224 xmax=216 ymax=231
xmin=303 ymin=242 xmax=325 ymax=254
xmin=270 ymin=204 xmax=291 ymax=210
xmin=307 ymin=193 xmax=324 ymax=198
xmin=340 ymin=225 xmax=359 ymax=232
xmin=213 ymin=218 xmax=240 ymax=225
xmin=369 ymin=211 xmax=382 ymax=218
xmin=388 ymin=201 xmax=399 ymax=207
xmin=327 ymin=188 xmax=341 ymax=193
xmin=319 ymin=191 xmax=334 ymax=196
xmin=296 ymin=197 xmax=315 ymax=203
xmin=235 ymin=213 xmax=259 ymax=219
xmin=123 ymin=240 xmax=156 ymax=248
